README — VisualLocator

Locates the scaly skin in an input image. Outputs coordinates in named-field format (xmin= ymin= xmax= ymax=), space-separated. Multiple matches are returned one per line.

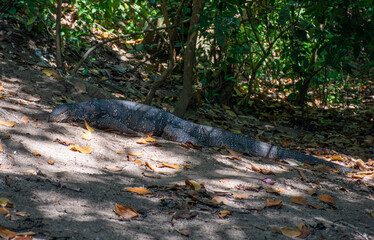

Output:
xmin=49 ymin=100 xmax=353 ymax=171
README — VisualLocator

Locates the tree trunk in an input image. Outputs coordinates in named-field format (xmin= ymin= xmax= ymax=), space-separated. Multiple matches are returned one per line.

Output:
xmin=55 ymin=0 xmax=63 ymax=71
xmin=173 ymin=0 xmax=206 ymax=118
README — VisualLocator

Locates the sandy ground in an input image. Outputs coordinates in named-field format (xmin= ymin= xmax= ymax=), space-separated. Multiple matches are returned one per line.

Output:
xmin=0 ymin=57 xmax=374 ymax=240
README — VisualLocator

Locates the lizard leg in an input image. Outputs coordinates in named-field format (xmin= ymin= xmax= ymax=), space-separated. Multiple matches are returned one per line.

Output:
xmin=89 ymin=117 xmax=140 ymax=135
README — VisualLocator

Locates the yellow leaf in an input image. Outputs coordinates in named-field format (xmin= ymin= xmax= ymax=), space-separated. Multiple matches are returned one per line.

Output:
xmin=218 ymin=210 xmax=231 ymax=218
xmin=290 ymin=196 xmax=307 ymax=206
xmin=0 ymin=143 xmax=3 ymax=152
xmin=318 ymin=194 xmax=335 ymax=205
xmin=266 ymin=199 xmax=283 ymax=208
xmin=128 ymin=152 xmax=144 ymax=156
xmin=115 ymin=204 xmax=139 ymax=219
xmin=0 ymin=82 xmax=3 ymax=91
xmin=81 ymin=129 xmax=92 ymax=140
xmin=116 ymin=151 xmax=123 ymax=154
xmin=145 ymin=161 xmax=155 ymax=170
xmin=84 ymin=120 xmax=95 ymax=131
xmin=0 ymin=224 xmax=16 ymax=239
xmin=125 ymin=187 xmax=151 ymax=195
xmin=134 ymin=159 xmax=144 ymax=166
xmin=185 ymin=179 xmax=202 ymax=190
xmin=0 ymin=120 xmax=16 ymax=127
xmin=0 ymin=207 xmax=9 ymax=215
xmin=157 ymin=161 xmax=181 ymax=169
xmin=0 ymin=198 xmax=14 ymax=208
xmin=48 ymin=159 xmax=54 ymax=165
xmin=136 ymin=138 xmax=148 ymax=144
xmin=330 ymin=155 xmax=343 ymax=161
xmin=68 ymin=144 xmax=92 ymax=154
xmin=42 ymin=69 xmax=60 ymax=79
xmin=145 ymin=136 xmax=156 ymax=142
xmin=280 ymin=227 xmax=302 ymax=237
xmin=32 ymin=152 xmax=41 ymax=156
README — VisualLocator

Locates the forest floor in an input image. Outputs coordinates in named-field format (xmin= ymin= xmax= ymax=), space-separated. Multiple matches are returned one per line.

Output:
xmin=0 ymin=19 xmax=374 ymax=240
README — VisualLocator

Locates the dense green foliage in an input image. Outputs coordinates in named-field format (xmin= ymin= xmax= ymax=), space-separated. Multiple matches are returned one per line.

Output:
xmin=1 ymin=0 xmax=373 ymax=109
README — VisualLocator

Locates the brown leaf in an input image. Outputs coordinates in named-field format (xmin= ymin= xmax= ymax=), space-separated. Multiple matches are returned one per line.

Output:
xmin=185 ymin=179 xmax=202 ymax=190
xmin=280 ymin=227 xmax=302 ymax=238
xmin=125 ymin=187 xmax=151 ymax=195
xmin=145 ymin=161 xmax=155 ymax=170
xmin=318 ymin=194 xmax=335 ymax=205
xmin=116 ymin=151 xmax=123 ymax=154
xmin=48 ymin=160 xmax=54 ymax=165
xmin=251 ymin=164 xmax=261 ymax=173
xmin=68 ymin=144 xmax=92 ymax=154
xmin=115 ymin=204 xmax=139 ymax=219
xmin=232 ymin=193 xmax=249 ymax=199
xmin=298 ymin=223 xmax=311 ymax=238
xmin=266 ymin=187 xmax=285 ymax=195
xmin=0 ymin=224 xmax=16 ymax=239
xmin=0 ymin=120 xmax=16 ymax=127
xmin=21 ymin=116 xmax=30 ymax=123
xmin=211 ymin=196 xmax=229 ymax=205
xmin=32 ymin=152 xmax=41 ymax=156
xmin=0 ymin=143 xmax=3 ymax=152
xmin=266 ymin=199 xmax=283 ymax=208
xmin=54 ymin=138 xmax=74 ymax=146
xmin=218 ymin=210 xmax=231 ymax=218
xmin=290 ymin=196 xmax=307 ymax=206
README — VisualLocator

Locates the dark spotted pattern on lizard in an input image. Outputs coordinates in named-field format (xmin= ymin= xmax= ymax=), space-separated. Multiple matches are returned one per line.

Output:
xmin=48 ymin=100 xmax=353 ymax=171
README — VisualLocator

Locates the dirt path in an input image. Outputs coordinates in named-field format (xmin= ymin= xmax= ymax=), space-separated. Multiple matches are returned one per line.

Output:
xmin=0 ymin=58 xmax=374 ymax=240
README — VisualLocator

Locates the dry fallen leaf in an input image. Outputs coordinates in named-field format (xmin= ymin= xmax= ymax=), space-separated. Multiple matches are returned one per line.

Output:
xmin=81 ymin=129 xmax=92 ymax=140
xmin=266 ymin=199 xmax=283 ymax=208
xmin=134 ymin=159 xmax=144 ymax=166
xmin=185 ymin=179 xmax=202 ymax=191
xmin=0 ymin=198 xmax=14 ymax=208
xmin=128 ymin=152 xmax=144 ymax=156
xmin=21 ymin=116 xmax=30 ymax=123
xmin=0 ymin=208 xmax=9 ymax=215
xmin=232 ymin=193 xmax=249 ymax=199
xmin=0 ymin=120 xmax=16 ymax=127
xmin=145 ymin=161 xmax=155 ymax=170
xmin=157 ymin=161 xmax=181 ymax=169
xmin=290 ymin=196 xmax=307 ymax=206
xmin=211 ymin=196 xmax=229 ymax=205
xmin=84 ymin=120 xmax=95 ymax=131
xmin=115 ymin=204 xmax=139 ymax=219
xmin=48 ymin=159 xmax=54 ymax=165
xmin=318 ymin=194 xmax=335 ymax=205
xmin=125 ymin=187 xmax=151 ymax=195
xmin=0 ymin=224 xmax=16 ymax=239
xmin=68 ymin=145 xmax=92 ymax=154
xmin=298 ymin=223 xmax=311 ymax=238
xmin=0 ymin=143 xmax=3 ymax=152
xmin=280 ymin=227 xmax=302 ymax=238
xmin=103 ymin=166 xmax=123 ymax=172
xmin=136 ymin=138 xmax=148 ymax=144
xmin=116 ymin=151 xmax=123 ymax=154
xmin=32 ymin=152 xmax=41 ymax=156
xmin=218 ymin=210 xmax=231 ymax=218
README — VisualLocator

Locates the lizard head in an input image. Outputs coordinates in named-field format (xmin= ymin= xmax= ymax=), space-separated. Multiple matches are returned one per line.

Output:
xmin=48 ymin=104 xmax=74 ymax=122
